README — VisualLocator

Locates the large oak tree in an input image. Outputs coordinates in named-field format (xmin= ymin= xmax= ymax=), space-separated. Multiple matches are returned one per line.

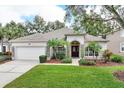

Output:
xmin=65 ymin=5 xmax=124 ymax=38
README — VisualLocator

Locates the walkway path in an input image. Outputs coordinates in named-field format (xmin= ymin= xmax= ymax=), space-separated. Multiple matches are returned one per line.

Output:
xmin=72 ymin=58 xmax=80 ymax=66
xmin=0 ymin=61 xmax=38 ymax=87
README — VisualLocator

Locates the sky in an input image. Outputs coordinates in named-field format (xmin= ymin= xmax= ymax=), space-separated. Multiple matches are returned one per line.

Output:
xmin=0 ymin=5 xmax=66 ymax=25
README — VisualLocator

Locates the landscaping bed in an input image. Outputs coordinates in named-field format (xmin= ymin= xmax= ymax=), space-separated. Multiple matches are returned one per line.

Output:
xmin=113 ymin=71 xmax=124 ymax=82
xmin=96 ymin=61 xmax=124 ymax=66
xmin=0 ymin=61 xmax=9 ymax=65
xmin=46 ymin=59 xmax=61 ymax=63
xmin=79 ymin=61 xmax=124 ymax=67
xmin=0 ymin=55 xmax=11 ymax=64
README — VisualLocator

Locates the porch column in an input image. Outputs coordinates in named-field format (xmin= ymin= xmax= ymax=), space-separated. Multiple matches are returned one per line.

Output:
xmin=80 ymin=44 xmax=84 ymax=58
xmin=49 ymin=47 xmax=53 ymax=59
xmin=66 ymin=45 xmax=71 ymax=57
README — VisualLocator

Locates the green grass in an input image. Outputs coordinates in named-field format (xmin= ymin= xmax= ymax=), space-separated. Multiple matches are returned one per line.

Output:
xmin=4 ymin=65 xmax=124 ymax=88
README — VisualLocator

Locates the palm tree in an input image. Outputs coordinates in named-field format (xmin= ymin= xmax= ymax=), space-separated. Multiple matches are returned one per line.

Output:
xmin=87 ymin=41 xmax=102 ymax=62
xmin=48 ymin=38 xmax=69 ymax=59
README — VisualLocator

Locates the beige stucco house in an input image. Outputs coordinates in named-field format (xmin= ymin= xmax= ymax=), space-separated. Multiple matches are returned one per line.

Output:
xmin=9 ymin=28 xmax=108 ymax=61
xmin=107 ymin=29 xmax=124 ymax=56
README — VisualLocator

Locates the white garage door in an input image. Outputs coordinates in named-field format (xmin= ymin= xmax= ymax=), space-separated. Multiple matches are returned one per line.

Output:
xmin=15 ymin=46 xmax=46 ymax=60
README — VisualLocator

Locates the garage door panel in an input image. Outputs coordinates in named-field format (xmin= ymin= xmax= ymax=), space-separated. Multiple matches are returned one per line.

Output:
xmin=15 ymin=46 xmax=46 ymax=60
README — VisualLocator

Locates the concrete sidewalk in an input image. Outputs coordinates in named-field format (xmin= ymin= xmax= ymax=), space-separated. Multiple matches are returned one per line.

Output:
xmin=0 ymin=61 xmax=38 ymax=88
xmin=41 ymin=59 xmax=79 ymax=66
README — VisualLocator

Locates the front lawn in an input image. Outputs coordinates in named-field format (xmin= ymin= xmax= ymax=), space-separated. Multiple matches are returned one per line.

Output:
xmin=4 ymin=65 xmax=124 ymax=88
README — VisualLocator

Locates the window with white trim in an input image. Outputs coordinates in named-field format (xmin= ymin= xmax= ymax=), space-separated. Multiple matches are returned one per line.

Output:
xmin=56 ymin=46 xmax=65 ymax=53
xmin=85 ymin=47 xmax=99 ymax=56
xmin=120 ymin=43 xmax=124 ymax=52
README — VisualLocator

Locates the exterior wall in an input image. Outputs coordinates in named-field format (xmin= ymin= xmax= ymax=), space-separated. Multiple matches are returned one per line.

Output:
xmin=84 ymin=42 xmax=107 ymax=59
xmin=66 ymin=35 xmax=84 ymax=45
xmin=107 ymin=30 xmax=124 ymax=56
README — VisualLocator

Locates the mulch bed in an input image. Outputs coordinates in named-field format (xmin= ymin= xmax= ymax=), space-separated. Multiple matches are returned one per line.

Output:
xmin=46 ymin=59 xmax=124 ymax=66
xmin=0 ymin=61 xmax=9 ymax=65
xmin=46 ymin=59 xmax=61 ymax=63
xmin=80 ymin=61 xmax=124 ymax=67
xmin=113 ymin=71 xmax=124 ymax=81
xmin=95 ymin=61 xmax=124 ymax=66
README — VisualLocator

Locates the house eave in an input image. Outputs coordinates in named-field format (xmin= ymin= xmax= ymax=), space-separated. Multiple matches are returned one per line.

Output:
xmin=65 ymin=34 xmax=85 ymax=36
xmin=9 ymin=40 xmax=48 ymax=43
xmin=85 ymin=40 xmax=109 ymax=42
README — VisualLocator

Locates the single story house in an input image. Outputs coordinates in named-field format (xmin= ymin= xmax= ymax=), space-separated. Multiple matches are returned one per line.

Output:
xmin=9 ymin=28 xmax=108 ymax=61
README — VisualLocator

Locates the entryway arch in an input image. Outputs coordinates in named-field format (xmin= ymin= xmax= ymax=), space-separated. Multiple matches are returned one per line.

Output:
xmin=71 ymin=41 xmax=80 ymax=58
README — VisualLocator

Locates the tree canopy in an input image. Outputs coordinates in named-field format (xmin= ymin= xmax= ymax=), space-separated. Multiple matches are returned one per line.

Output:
xmin=65 ymin=5 xmax=124 ymax=38
xmin=0 ymin=15 xmax=65 ymax=52
xmin=3 ymin=21 xmax=28 ymax=40
xmin=0 ymin=15 xmax=65 ymax=40
xmin=25 ymin=15 xmax=65 ymax=34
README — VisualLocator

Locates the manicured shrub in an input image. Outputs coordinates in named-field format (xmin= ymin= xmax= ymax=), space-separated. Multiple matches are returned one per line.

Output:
xmin=103 ymin=49 xmax=112 ymax=63
xmin=56 ymin=52 xmax=65 ymax=60
xmin=79 ymin=59 xmax=86 ymax=65
xmin=39 ymin=55 xmax=47 ymax=63
xmin=61 ymin=57 xmax=72 ymax=63
xmin=0 ymin=52 xmax=3 ymax=55
xmin=79 ymin=59 xmax=96 ymax=65
xmin=111 ymin=54 xmax=124 ymax=63
xmin=4 ymin=51 xmax=12 ymax=56
xmin=0 ymin=55 xmax=11 ymax=62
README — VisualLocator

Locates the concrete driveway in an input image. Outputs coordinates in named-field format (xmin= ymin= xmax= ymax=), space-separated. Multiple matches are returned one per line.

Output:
xmin=0 ymin=60 xmax=38 ymax=88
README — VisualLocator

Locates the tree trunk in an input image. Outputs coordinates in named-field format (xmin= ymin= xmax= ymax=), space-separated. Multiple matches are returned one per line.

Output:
xmin=95 ymin=56 xmax=98 ymax=62
xmin=53 ymin=47 xmax=57 ymax=59
xmin=104 ymin=57 xmax=108 ymax=63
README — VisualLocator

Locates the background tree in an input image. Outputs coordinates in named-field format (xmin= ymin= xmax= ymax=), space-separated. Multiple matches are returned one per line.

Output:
xmin=26 ymin=15 xmax=65 ymax=34
xmin=65 ymin=5 xmax=124 ymax=38
xmin=54 ymin=20 xmax=65 ymax=30
xmin=4 ymin=21 xmax=28 ymax=40
xmin=45 ymin=20 xmax=65 ymax=32
xmin=87 ymin=41 xmax=102 ymax=61
xmin=25 ymin=21 xmax=34 ymax=34
xmin=45 ymin=22 xmax=55 ymax=32
xmin=25 ymin=15 xmax=46 ymax=34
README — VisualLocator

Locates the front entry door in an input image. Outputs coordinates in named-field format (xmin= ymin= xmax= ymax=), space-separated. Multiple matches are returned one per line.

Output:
xmin=71 ymin=46 xmax=79 ymax=57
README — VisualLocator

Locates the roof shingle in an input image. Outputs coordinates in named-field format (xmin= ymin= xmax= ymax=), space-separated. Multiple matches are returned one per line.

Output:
xmin=9 ymin=28 xmax=108 ymax=43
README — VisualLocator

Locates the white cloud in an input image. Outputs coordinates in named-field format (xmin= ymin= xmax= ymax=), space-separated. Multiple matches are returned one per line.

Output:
xmin=0 ymin=5 xmax=66 ymax=25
